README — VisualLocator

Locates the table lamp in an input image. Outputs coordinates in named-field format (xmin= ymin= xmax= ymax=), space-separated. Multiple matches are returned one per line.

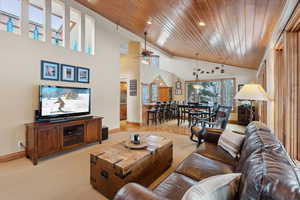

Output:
xmin=234 ymin=83 xmax=269 ymax=122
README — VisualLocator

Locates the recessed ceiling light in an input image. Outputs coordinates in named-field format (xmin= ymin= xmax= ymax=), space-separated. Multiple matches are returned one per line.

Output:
xmin=199 ymin=22 xmax=206 ymax=26
xmin=147 ymin=21 xmax=152 ymax=25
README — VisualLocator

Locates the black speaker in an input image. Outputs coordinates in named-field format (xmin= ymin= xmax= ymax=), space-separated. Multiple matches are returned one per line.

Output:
xmin=35 ymin=110 xmax=40 ymax=121
xmin=102 ymin=126 xmax=108 ymax=140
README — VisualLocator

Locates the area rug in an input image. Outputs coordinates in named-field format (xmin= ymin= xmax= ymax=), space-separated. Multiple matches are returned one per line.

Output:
xmin=0 ymin=131 xmax=196 ymax=200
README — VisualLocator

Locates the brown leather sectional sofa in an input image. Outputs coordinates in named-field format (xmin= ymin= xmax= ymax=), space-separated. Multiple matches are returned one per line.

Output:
xmin=114 ymin=122 xmax=300 ymax=200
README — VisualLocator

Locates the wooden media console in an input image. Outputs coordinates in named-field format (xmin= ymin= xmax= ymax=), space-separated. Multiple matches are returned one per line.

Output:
xmin=25 ymin=116 xmax=103 ymax=165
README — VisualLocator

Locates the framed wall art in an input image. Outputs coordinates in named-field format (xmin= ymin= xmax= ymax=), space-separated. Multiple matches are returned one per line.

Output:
xmin=77 ymin=67 xmax=90 ymax=83
xmin=41 ymin=60 xmax=60 ymax=81
xmin=61 ymin=64 xmax=76 ymax=82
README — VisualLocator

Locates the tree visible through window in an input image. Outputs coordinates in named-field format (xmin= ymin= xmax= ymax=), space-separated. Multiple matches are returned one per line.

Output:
xmin=186 ymin=79 xmax=235 ymax=107
xmin=151 ymin=84 xmax=158 ymax=102
xmin=142 ymin=85 xmax=148 ymax=104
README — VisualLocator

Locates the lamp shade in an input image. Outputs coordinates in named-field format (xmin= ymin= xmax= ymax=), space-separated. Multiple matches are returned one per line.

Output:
xmin=235 ymin=84 xmax=269 ymax=101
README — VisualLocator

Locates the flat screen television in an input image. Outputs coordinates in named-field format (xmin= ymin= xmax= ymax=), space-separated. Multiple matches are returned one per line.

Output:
xmin=39 ymin=85 xmax=91 ymax=119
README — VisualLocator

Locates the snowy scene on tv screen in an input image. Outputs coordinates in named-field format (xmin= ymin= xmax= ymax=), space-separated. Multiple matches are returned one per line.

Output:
xmin=41 ymin=87 xmax=90 ymax=116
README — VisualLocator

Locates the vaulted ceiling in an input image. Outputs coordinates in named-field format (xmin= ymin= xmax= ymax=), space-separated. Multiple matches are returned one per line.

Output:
xmin=76 ymin=0 xmax=286 ymax=69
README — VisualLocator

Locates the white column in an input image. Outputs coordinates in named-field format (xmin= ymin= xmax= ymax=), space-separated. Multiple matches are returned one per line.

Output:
xmin=21 ymin=0 xmax=29 ymax=37
xmin=45 ymin=0 xmax=52 ymax=43
xmin=81 ymin=11 xmax=85 ymax=52
xmin=64 ymin=0 xmax=70 ymax=48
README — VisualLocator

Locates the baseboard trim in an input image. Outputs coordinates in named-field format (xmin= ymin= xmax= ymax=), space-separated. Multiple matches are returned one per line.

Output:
xmin=0 ymin=151 xmax=25 ymax=163
xmin=126 ymin=122 xmax=141 ymax=126
xmin=109 ymin=128 xmax=121 ymax=134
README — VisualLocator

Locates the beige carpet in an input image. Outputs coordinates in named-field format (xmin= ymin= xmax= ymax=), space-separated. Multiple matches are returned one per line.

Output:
xmin=0 ymin=131 xmax=197 ymax=200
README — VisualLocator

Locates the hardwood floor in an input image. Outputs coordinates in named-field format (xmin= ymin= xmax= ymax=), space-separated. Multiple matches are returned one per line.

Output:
xmin=119 ymin=120 xmax=246 ymax=136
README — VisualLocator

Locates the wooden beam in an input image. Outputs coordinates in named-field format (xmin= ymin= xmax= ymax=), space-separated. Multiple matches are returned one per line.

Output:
xmin=283 ymin=32 xmax=299 ymax=159
xmin=274 ymin=49 xmax=284 ymax=143
xmin=257 ymin=62 xmax=268 ymax=124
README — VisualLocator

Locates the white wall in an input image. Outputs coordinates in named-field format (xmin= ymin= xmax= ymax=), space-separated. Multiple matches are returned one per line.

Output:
xmin=159 ymin=56 xmax=257 ymax=86
xmin=0 ymin=1 xmax=122 ymax=156
xmin=140 ymin=64 xmax=176 ymax=87
xmin=120 ymin=42 xmax=141 ymax=123
xmin=147 ymin=48 xmax=257 ymax=102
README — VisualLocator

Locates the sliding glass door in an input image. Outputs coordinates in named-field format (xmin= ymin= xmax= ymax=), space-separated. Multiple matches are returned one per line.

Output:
xmin=186 ymin=78 xmax=235 ymax=107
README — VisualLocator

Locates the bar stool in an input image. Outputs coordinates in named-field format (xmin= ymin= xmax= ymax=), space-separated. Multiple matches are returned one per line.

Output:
xmin=179 ymin=105 xmax=190 ymax=124
xmin=164 ymin=103 xmax=172 ymax=121
xmin=157 ymin=103 xmax=166 ymax=123
xmin=147 ymin=104 xmax=159 ymax=125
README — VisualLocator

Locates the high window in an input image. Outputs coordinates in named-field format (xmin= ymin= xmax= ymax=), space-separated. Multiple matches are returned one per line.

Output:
xmin=186 ymin=78 xmax=235 ymax=108
xmin=142 ymin=85 xmax=149 ymax=104
xmin=85 ymin=14 xmax=95 ymax=55
xmin=70 ymin=7 xmax=81 ymax=51
xmin=28 ymin=0 xmax=45 ymax=41
xmin=151 ymin=84 xmax=158 ymax=102
xmin=51 ymin=0 xmax=64 ymax=46
xmin=0 ymin=0 xmax=21 ymax=34
xmin=150 ymin=56 xmax=159 ymax=68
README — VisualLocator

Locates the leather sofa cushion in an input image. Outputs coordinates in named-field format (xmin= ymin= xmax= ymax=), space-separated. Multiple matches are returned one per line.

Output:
xmin=194 ymin=142 xmax=237 ymax=167
xmin=175 ymin=153 xmax=234 ymax=181
xmin=260 ymin=150 xmax=300 ymax=200
xmin=245 ymin=121 xmax=271 ymax=134
xmin=153 ymin=172 xmax=197 ymax=200
xmin=238 ymin=147 xmax=300 ymax=200
xmin=237 ymin=123 xmax=300 ymax=200
xmin=238 ymin=148 xmax=264 ymax=200
xmin=237 ymin=123 xmax=282 ymax=171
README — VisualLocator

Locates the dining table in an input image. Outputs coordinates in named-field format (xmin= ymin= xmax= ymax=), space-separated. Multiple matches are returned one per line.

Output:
xmin=177 ymin=103 xmax=214 ymax=126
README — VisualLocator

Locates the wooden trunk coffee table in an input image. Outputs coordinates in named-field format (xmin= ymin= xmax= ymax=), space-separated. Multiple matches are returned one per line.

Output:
xmin=90 ymin=135 xmax=173 ymax=199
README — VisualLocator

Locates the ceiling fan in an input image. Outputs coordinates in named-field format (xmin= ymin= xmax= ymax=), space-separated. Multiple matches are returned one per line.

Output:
xmin=140 ymin=31 xmax=159 ymax=64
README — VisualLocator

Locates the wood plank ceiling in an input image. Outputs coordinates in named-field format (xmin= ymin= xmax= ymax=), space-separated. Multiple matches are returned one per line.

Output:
xmin=76 ymin=0 xmax=286 ymax=69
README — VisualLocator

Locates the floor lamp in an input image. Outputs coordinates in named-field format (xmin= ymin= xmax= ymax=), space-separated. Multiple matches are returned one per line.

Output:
xmin=234 ymin=84 xmax=269 ymax=122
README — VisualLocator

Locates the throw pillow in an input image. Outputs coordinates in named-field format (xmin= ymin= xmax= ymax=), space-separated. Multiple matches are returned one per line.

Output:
xmin=182 ymin=173 xmax=241 ymax=200
xmin=218 ymin=129 xmax=245 ymax=158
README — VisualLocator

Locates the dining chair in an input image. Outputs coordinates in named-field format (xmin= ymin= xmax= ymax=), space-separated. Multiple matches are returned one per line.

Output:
xmin=193 ymin=106 xmax=232 ymax=129
xmin=190 ymin=106 xmax=232 ymax=146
